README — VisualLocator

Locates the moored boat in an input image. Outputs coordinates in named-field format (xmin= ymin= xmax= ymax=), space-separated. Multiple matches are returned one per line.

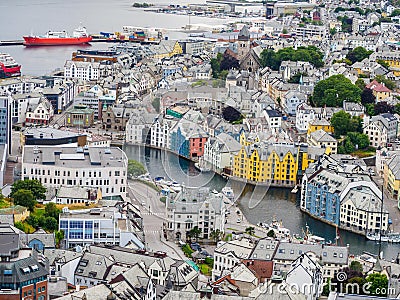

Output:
xmin=23 ymin=26 xmax=92 ymax=46
xmin=0 ymin=53 xmax=21 ymax=78
xmin=222 ymin=187 xmax=235 ymax=201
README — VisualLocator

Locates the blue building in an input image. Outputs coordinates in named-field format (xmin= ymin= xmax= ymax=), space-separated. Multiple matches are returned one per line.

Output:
xmin=0 ymin=98 xmax=9 ymax=145
xmin=301 ymin=168 xmax=343 ymax=226
xmin=170 ymin=126 xmax=189 ymax=158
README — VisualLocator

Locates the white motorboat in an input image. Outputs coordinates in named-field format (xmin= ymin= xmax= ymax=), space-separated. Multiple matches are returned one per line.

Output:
xmin=222 ymin=187 xmax=235 ymax=201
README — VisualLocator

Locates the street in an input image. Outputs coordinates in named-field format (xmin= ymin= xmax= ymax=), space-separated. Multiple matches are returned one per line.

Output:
xmin=127 ymin=180 xmax=186 ymax=260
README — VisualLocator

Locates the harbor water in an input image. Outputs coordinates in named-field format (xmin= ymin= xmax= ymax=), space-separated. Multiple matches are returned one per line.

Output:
xmin=0 ymin=0 xmax=226 ymax=75
xmin=124 ymin=144 xmax=400 ymax=260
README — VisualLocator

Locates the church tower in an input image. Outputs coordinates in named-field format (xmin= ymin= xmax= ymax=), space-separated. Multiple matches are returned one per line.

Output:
xmin=237 ymin=25 xmax=250 ymax=61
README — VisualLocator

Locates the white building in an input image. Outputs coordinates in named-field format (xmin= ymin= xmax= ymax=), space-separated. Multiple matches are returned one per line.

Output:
xmin=212 ymin=238 xmax=254 ymax=281
xmin=25 ymin=97 xmax=54 ymax=126
xmin=149 ymin=115 xmax=177 ymax=149
xmin=285 ymin=253 xmax=323 ymax=300
xmin=22 ymin=145 xmax=128 ymax=200
xmin=204 ymin=132 xmax=242 ymax=171
xmin=166 ymin=187 xmax=226 ymax=242
xmin=283 ymin=90 xmax=306 ymax=116
xmin=125 ymin=109 xmax=157 ymax=145
xmin=307 ymin=129 xmax=337 ymax=154
xmin=263 ymin=109 xmax=282 ymax=129
xmin=59 ymin=206 xmax=144 ymax=249
xmin=363 ymin=121 xmax=388 ymax=148
xmin=10 ymin=93 xmax=42 ymax=124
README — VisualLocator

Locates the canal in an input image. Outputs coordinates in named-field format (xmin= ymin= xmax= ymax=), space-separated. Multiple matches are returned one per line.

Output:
xmin=123 ymin=144 xmax=400 ymax=259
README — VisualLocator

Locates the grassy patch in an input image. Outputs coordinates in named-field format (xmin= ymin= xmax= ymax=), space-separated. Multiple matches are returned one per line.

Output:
xmin=160 ymin=196 xmax=166 ymax=203
xmin=182 ymin=244 xmax=194 ymax=258
xmin=351 ymin=148 xmax=376 ymax=158
xmin=198 ymin=263 xmax=212 ymax=276
xmin=15 ymin=221 xmax=35 ymax=233
xmin=0 ymin=198 xmax=11 ymax=209
xmin=30 ymin=208 xmax=45 ymax=218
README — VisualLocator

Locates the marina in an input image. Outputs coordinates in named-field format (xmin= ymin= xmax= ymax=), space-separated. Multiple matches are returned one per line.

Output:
xmin=123 ymin=144 xmax=400 ymax=260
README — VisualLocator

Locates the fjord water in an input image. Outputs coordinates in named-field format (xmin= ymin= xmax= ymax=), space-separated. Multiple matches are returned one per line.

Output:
xmin=0 ymin=0 xmax=225 ymax=75
xmin=124 ymin=144 xmax=400 ymax=259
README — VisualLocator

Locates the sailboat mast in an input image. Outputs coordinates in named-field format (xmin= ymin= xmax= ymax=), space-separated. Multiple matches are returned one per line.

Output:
xmin=378 ymin=186 xmax=384 ymax=258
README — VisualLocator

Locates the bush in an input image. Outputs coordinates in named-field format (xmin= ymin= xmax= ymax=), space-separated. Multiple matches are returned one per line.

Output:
xmin=128 ymin=160 xmax=147 ymax=178
xmin=182 ymin=244 xmax=194 ymax=257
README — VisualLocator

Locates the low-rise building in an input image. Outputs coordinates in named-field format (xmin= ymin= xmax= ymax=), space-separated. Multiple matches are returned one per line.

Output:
xmin=301 ymin=155 xmax=389 ymax=236
xmin=59 ymin=206 xmax=144 ymax=249
xmin=166 ymin=187 xmax=226 ymax=242
xmin=212 ymin=238 xmax=254 ymax=281
xmin=25 ymin=97 xmax=54 ymax=126
xmin=365 ymin=80 xmax=392 ymax=102
xmin=384 ymin=153 xmax=400 ymax=199
xmin=203 ymin=132 xmax=242 ymax=171
xmin=65 ymin=104 xmax=94 ymax=128
xmin=263 ymin=109 xmax=282 ymax=129
xmin=307 ymin=129 xmax=337 ymax=154
xmin=22 ymin=145 xmax=128 ymax=200
xmin=283 ymin=90 xmax=306 ymax=116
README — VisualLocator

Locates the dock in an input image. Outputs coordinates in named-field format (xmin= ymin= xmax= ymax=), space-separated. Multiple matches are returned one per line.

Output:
xmin=0 ymin=40 xmax=24 ymax=46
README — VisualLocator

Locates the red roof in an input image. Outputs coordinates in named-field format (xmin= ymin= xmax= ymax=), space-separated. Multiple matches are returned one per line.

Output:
xmin=242 ymin=260 xmax=274 ymax=282
xmin=366 ymin=80 xmax=391 ymax=93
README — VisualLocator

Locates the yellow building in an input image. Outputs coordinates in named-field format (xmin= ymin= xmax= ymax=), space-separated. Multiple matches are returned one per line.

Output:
xmin=374 ymin=52 xmax=400 ymax=77
xmin=233 ymin=143 xmax=324 ymax=186
xmin=239 ymin=132 xmax=259 ymax=146
xmin=307 ymin=118 xmax=333 ymax=135
xmin=384 ymin=154 xmax=400 ymax=198
xmin=152 ymin=41 xmax=183 ymax=59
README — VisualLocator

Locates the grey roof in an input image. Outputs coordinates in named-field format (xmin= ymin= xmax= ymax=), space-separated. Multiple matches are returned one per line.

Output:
xmin=310 ymin=130 xmax=337 ymax=143
xmin=265 ymin=109 xmax=282 ymax=118
xmin=75 ymin=252 xmax=114 ymax=280
xmin=23 ymin=146 xmax=127 ymax=169
xmin=249 ymin=238 xmax=279 ymax=260
xmin=387 ymin=154 xmax=400 ymax=180
xmin=0 ymin=214 xmax=14 ymax=226
xmin=172 ymin=187 xmax=224 ymax=215
xmin=55 ymin=284 xmax=120 ymax=300
xmin=238 ymin=25 xmax=250 ymax=39
xmin=56 ymin=186 xmax=97 ymax=200
xmin=342 ymin=185 xmax=387 ymax=214
xmin=215 ymin=239 xmax=254 ymax=260
xmin=274 ymin=242 xmax=348 ymax=265
xmin=0 ymin=255 xmax=49 ymax=284
xmin=43 ymin=249 xmax=83 ymax=265
xmin=0 ymin=233 xmax=21 ymax=256
xmin=20 ymin=232 xmax=56 ymax=249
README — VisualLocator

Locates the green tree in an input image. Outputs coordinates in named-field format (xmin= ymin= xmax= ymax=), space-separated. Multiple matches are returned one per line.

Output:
xmin=350 ymin=261 xmax=364 ymax=273
xmin=210 ymin=52 xmax=222 ymax=78
xmin=128 ymin=160 xmax=146 ymax=178
xmin=366 ymin=273 xmax=388 ymax=296
xmin=344 ymin=138 xmax=355 ymax=153
xmin=391 ymin=9 xmax=400 ymax=17
xmin=44 ymin=217 xmax=58 ymax=231
xmin=210 ymin=229 xmax=222 ymax=243
xmin=394 ymin=103 xmax=400 ymax=115
xmin=152 ymin=97 xmax=160 ymax=113
xmin=12 ymin=189 xmax=36 ymax=212
xmin=26 ymin=215 xmax=39 ymax=228
xmin=312 ymin=75 xmax=361 ymax=107
xmin=45 ymin=202 xmax=60 ymax=220
xmin=346 ymin=47 xmax=373 ymax=64
xmin=245 ymin=226 xmax=255 ymax=236
xmin=11 ymin=179 xmax=46 ymax=200
xmin=267 ymin=229 xmax=276 ymax=238
xmin=55 ymin=230 xmax=64 ymax=248
xmin=330 ymin=27 xmax=337 ymax=36
xmin=282 ymin=28 xmax=288 ymax=34
xmin=355 ymin=78 xmax=366 ymax=90
xmin=361 ymin=88 xmax=376 ymax=105
xmin=348 ymin=132 xmax=370 ymax=149
xmin=188 ymin=226 xmax=201 ymax=242
xmin=366 ymin=103 xmax=375 ymax=116
xmin=331 ymin=111 xmax=351 ymax=136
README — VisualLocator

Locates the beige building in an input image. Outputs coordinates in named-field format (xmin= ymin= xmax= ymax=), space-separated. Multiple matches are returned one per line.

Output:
xmin=307 ymin=129 xmax=338 ymax=154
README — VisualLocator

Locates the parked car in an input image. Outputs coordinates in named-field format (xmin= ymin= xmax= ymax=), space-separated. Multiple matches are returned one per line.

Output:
xmin=237 ymin=218 xmax=241 ymax=223
xmin=190 ymin=243 xmax=201 ymax=251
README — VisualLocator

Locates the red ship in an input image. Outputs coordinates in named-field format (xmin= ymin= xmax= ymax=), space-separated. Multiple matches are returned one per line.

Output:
xmin=23 ymin=26 xmax=92 ymax=46
xmin=0 ymin=53 xmax=21 ymax=78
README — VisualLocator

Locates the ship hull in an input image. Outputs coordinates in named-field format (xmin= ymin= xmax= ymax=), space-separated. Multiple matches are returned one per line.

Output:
xmin=0 ymin=65 xmax=21 ymax=78
xmin=23 ymin=36 xmax=93 ymax=46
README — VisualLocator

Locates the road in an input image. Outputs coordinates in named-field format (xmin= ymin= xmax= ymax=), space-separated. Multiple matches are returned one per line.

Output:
xmin=127 ymin=180 xmax=186 ymax=260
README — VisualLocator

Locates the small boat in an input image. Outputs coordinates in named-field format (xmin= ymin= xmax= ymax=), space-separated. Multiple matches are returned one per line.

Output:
xmin=138 ymin=173 xmax=151 ymax=181
xmin=222 ymin=187 xmax=235 ymax=201
xmin=291 ymin=186 xmax=298 ymax=194
xmin=23 ymin=25 xmax=92 ymax=46
xmin=170 ymin=182 xmax=182 ymax=192
xmin=366 ymin=232 xmax=400 ymax=243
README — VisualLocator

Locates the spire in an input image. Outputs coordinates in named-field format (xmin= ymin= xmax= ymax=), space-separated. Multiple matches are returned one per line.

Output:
xmin=238 ymin=25 xmax=250 ymax=41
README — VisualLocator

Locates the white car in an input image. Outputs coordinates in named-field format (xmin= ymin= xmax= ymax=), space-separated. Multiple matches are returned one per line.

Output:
xmin=237 ymin=218 xmax=241 ymax=223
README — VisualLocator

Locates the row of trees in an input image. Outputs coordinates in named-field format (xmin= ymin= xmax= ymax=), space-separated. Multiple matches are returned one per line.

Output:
xmin=260 ymin=46 xmax=324 ymax=71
